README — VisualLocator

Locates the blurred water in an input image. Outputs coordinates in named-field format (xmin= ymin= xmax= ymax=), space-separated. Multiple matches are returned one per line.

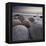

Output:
xmin=12 ymin=13 xmax=43 ymax=25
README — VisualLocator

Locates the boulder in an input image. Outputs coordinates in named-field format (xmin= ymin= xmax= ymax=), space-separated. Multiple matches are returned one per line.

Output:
xmin=12 ymin=25 xmax=29 ymax=41
xmin=29 ymin=23 xmax=43 ymax=41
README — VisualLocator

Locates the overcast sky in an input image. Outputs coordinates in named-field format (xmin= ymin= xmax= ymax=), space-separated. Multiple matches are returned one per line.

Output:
xmin=12 ymin=6 xmax=43 ymax=16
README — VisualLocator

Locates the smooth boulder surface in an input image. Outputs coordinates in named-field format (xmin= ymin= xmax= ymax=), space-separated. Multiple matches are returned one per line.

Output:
xmin=12 ymin=25 xmax=29 ymax=41
xmin=29 ymin=23 xmax=43 ymax=41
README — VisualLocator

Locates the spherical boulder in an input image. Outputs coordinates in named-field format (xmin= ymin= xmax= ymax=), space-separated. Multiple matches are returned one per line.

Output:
xmin=12 ymin=25 xmax=29 ymax=41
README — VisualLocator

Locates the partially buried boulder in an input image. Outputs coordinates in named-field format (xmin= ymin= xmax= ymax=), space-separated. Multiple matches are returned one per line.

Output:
xmin=22 ymin=20 xmax=31 ymax=28
xmin=12 ymin=19 xmax=22 ymax=26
